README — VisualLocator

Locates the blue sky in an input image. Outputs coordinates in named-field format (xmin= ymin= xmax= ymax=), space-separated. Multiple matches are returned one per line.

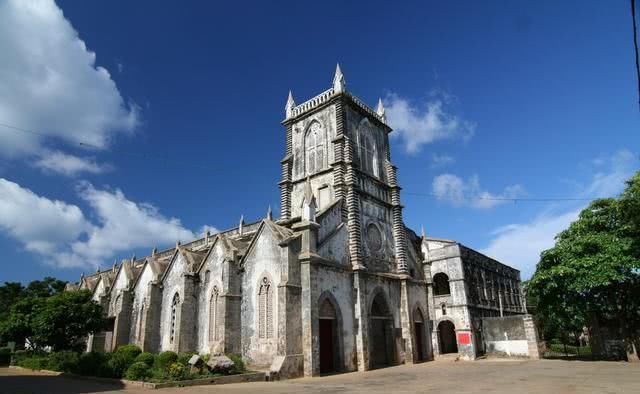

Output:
xmin=0 ymin=0 xmax=638 ymax=284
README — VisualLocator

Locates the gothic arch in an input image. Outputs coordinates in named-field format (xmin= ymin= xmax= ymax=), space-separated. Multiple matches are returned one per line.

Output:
xmin=433 ymin=272 xmax=451 ymax=296
xmin=256 ymin=273 xmax=275 ymax=340
xmin=317 ymin=291 xmax=344 ymax=374
xmin=169 ymin=292 xmax=180 ymax=345
xmin=304 ymin=120 xmax=327 ymax=175
xmin=412 ymin=305 xmax=428 ymax=361
xmin=368 ymin=287 xmax=395 ymax=368
xmin=208 ymin=283 xmax=221 ymax=342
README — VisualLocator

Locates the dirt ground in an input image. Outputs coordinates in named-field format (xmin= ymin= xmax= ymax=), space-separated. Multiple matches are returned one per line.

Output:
xmin=1 ymin=358 xmax=638 ymax=394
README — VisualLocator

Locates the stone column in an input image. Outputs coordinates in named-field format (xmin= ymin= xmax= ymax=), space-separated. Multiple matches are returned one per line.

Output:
xmin=524 ymin=315 xmax=541 ymax=359
xmin=293 ymin=219 xmax=321 ymax=377
xmin=399 ymin=279 xmax=414 ymax=363
xmin=279 ymin=122 xmax=293 ymax=220
xmin=143 ymin=282 xmax=162 ymax=353
xmin=353 ymin=272 xmax=369 ymax=371
xmin=222 ymin=256 xmax=242 ymax=355
xmin=178 ymin=274 xmax=198 ymax=353
xmin=112 ymin=290 xmax=133 ymax=351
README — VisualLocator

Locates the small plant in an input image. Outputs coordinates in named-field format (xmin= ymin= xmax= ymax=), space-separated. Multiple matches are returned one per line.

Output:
xmin=177 ymin=352 xmax=197 ymax=366
xmin=125 ymin=361 xmax=152 ymax=381
xmin=155 ymin=351 xmax=178 ymax=370
xmin=226 ymin=353 xmax=245 ymax=374
xmin=18 ymin=355 xmax=49 ymax=371
xmin=134 ymin=352 xmax=155 ymax=367
xmin=167 ymin=362 xmax=188 ymax=380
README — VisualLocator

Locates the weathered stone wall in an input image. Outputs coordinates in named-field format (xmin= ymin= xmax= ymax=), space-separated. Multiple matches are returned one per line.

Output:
xmin=159 ymin=253 xmax=186 ymax=352
xmin=241 ymin=225 xmax=284 ymax=366
xmin=481 ymin=315 xmax=540 ymax=358
xmin=196 ymin=242 xmax=226 ymax=354
xmin=129 ymin=265 xmax=153 ymax=346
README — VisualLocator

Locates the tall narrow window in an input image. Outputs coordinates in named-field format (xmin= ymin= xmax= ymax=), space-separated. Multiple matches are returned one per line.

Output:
xmin=137 ymin=304 xmax=145 ymax=341
xmin=258 ymin=277 xmax=273 ymax=339
xmin=209 ymin=286 xmax=219 ymax=341
xmin=170 ymin=293 xmax=180 ymax=344
xmin=305 ymin=122 xmax=325 ymax=175
xmin=356 ymin=122 xmax=380 ymax=178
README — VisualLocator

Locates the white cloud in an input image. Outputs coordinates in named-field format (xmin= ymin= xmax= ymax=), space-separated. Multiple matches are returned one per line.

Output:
xmin=385 ymin=92 xmax=475 ymax=154
xmin=0 ymin=0 xmax=138 ymax=158
xmin=431 ymin=153 xmax=455 ymax=168
xmin=0 ymin=178 xmax=211 ymax=269
xmin=432 ymin=174 xmax=525 ymax=209
xmin=33 ymin=150 xmax=111 ymax=176
xmin=0 ymin=179 xmax=91 ymax=256
xmin=481 ymin=149 xmax=638 ymax=280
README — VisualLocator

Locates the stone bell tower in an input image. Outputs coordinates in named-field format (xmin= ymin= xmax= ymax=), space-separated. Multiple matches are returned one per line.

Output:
xmin=279 ymin=65 xmax=408 ymax=274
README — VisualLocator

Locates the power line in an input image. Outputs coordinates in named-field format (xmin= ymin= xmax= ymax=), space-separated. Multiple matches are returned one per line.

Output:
xmin=403 ymin=192 xmax=608 ymax=203
xmin=0 ymin=121 xmax=617 ymax=202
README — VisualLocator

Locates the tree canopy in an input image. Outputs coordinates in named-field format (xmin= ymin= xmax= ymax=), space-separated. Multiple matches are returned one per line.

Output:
xmin=529 ymin=172 xmax=640 ymax=346
xmin=0 ymin=277 xmax=106 ymax=351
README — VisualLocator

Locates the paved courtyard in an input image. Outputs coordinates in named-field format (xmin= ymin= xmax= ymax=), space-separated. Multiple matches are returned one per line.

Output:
xmin=1 ymin=359 xmax=639 ymax=394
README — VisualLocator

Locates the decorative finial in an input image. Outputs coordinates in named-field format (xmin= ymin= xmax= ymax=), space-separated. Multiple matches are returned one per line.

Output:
xmin=239 ymin=215 xmax=245 ymax=235
xmin=152 ymin=247 xmax=157 ymax=256
xmin=421 ymin=225 xmax=426 ymax=239
xmin=333 ymin=63 xmax=345 ymax=93
xmin=267 ymin=205 xmax=273 ymax=220
xmin=285 ymin=90 xmax=296 ymax=119
xmin=176 ymin=240 xmax=181 ymax=248
xmin=205 ymin=229 xmax=211 ymax=243
xmin=112 ymin=260 xmax=117 ymax=272
xmin=376 ymin=98 xmax=386 ymax=122
xmin=301 ymin=177 xmax=317 ymax=221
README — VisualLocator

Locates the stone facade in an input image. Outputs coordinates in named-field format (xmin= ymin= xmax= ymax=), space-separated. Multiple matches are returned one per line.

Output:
xmin=71 ymin=66 xmax=524 ymax=378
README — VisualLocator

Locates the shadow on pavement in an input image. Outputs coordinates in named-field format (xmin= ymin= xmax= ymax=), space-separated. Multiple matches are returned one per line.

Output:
xmin=0 ymin=374 xmax=125 ymax=394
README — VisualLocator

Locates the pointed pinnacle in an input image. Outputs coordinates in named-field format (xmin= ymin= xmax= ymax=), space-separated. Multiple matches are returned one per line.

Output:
xmin=421 ymin=226 xmax=426 ymax=239
xmin=267 ymin=205 xmax=273 ymax=220
xmin=333 ymin=63 xmax=346 ymax=92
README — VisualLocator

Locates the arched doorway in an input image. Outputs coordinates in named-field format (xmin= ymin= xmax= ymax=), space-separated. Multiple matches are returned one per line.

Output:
xmin=318 ymin=298 xmax=340 ymax=374
xmin=369 ymin=292 xmax=394 ymax=368
xmin=413 ymin=309 xmax=426 ymax=361
xmin=438 ymin=320 xmax=458 ymax=354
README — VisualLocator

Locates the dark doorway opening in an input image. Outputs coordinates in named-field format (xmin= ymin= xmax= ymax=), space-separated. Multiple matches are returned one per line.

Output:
xmin=413 ymin=309 xmax=426 ymax=361
xmin=319 ymin=318 xmax=335 ymax=373
xmin=438 ymin=320 xmax=458 ymax=354
xmin=318 ymin=298 xmax=340 ymax=374
xmin=369 ymin=292 xmax=394 ymax=368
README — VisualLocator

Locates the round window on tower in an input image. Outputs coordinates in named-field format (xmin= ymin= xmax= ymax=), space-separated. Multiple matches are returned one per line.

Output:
xmin=366 ymin=223 xmax=382 ymax=252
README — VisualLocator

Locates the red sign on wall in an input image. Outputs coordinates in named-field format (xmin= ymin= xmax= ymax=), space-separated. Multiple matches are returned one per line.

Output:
xmin=457 ymin=332 xmax=471 ymax=345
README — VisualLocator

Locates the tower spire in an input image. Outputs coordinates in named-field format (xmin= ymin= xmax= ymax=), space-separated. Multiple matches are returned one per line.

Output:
xmin=285 ymin=90 xmax=296 ymax=119
xmin=333 ymin=63 xmax=346 ymax=93
xmin=376 ymin=98 xmax=386 ymax=122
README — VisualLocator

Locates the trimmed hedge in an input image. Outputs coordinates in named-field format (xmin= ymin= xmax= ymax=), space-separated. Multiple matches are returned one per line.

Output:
xmin=125 ymin=361 xmax=152 ymax=381
xmin=134 ymin=352 xmax=155 ymax=367
xmin=154 ymin=351 xmax=178 ymax=370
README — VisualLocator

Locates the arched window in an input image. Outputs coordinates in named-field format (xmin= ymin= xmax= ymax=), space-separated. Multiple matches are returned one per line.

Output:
xmin=258 ymin=277 xmax=273 ymax=339
xmin=433 ymin=273 xmax=451 ymax=296
xmin=170 ymin=293 xmax=180 ymax=344
xmin=305 ymin=122 xmax=326 ymax=175
xmin=209 ymin=286 xmax=219 ymax=341
xmin=356 ymin=122 xmax=380 ymax=178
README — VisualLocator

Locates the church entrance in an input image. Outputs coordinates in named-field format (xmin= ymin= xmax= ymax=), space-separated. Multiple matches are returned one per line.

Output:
xmin=369 ymin=292 xmax=394 ymax=369
xmin=413 ymin=309 xmax=426 ymax=361
xmin=318 ymin=298 xmax=339 ymax=374
xmin=438 ymin=320 xmax=458 ymax=354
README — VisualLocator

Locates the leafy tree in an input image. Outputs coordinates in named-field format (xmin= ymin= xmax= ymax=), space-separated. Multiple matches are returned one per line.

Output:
xmin=0 ymin=290 xmax=107 ymax=351
xmin=24 ymin=277 xmax=66 ymax=298
xmin=0 ymin=282 xmax=24 ymax=319
xmin=529 ymin=172 xmax=640 ymax=354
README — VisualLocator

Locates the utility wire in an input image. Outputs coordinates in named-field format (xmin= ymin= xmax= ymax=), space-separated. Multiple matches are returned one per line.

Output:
xmin=0 ymin=121 xmax=616 ymax=202
xmin=632 ymin=0 xmax=640 ymax=111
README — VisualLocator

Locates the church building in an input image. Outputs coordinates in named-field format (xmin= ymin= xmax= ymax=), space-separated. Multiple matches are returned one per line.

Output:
xmin=70 ymin=66 xmax=524 ymax=378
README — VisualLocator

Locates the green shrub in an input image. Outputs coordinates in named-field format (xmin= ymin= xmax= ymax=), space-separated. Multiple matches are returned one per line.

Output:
xmin=0 ymin=347 xmax=11 ymax=366
xmin=201 ymin=354 xmax=210 ymax=364
xmin=177 ymin=352 xmax=197 ymax=366
xmin=134 ymin=352 xmax=155 ymax=367
xmin=46 ymin=351 xmax=79 ymax=372
xmin=73 ymin=352 xmax=110 ymax=376
xmin=155 ymin=351 xmax=178 ymax=370
xmin=114 ymin=345 xmax=141 ymax=361
xmin=107 ymin=345 xmax=142 ymax=378
xmin=18 ymin=355 xmax=49 ymax=370
xmin=227 ymin=353 xmax=245 ymax=374
xmin=125 ymin=361 xmax=152 ymax=381
xmin=167 ymin=362 xmax=188 ymax=380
